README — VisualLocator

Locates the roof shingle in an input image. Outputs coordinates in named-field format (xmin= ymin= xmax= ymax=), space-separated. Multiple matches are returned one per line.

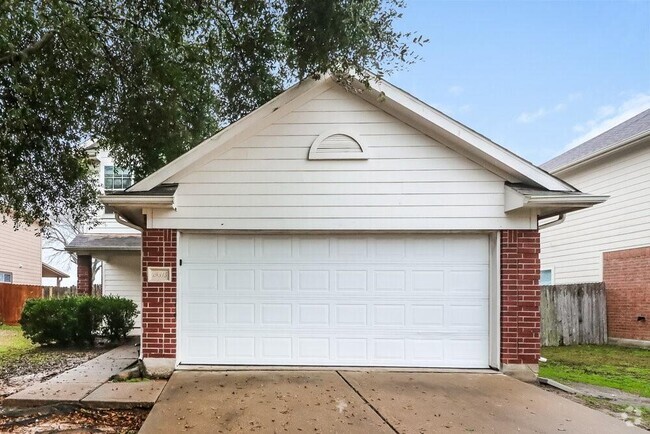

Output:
xmin=542 ymin=109 xmax=650 ymax=172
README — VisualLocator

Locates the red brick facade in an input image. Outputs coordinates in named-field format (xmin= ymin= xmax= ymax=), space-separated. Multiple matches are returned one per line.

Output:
xmin=139 ymin=229 xmax=543 ymax=365
xmin=76 ymin=255 xmax=93 ymax=295
xmin=500 ymin=230 xmax=541 ymax=364
xmin=141 ymin=228 xmax=177 ymax=358
xmin=603 ymin=247 xmax=650 ymax=341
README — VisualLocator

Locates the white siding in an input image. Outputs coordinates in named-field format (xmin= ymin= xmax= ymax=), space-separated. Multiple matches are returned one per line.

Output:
xmin=89 ymin=149 xmax=140 ymax=235
xmin=0 ymin=217 xmax=41 ymax=285
xmin=153 ymin=86 xmax=533 ymax=230
xmin=103 ymin=253 xmax=142 ymax=328
xmin=541 ymin=143 xmax=650 ymax=284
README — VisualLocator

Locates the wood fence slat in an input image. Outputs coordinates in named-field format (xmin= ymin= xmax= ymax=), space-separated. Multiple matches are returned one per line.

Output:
xmin=0 ymin=282 xmax=42 ymax=325
xmin=541 ymin=283 xmax=607 ymax=346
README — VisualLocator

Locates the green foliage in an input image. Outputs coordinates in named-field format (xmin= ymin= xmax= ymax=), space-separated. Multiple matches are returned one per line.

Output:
xmin=0 ymin=0 xmax=424 ymax=229
xmin=20 ymin=296 xmax=139 ymax=346
xmin=19 ymin=297 xmax=87 ymax=346
xmin=540 ymin=345 xmax=650 ymax=398
xmin=98 ymin=296 xmax=139 ymax=342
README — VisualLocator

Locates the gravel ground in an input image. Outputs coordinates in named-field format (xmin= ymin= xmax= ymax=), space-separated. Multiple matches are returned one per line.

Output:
xmin=0 ymin=404 xmax=148 ymax=433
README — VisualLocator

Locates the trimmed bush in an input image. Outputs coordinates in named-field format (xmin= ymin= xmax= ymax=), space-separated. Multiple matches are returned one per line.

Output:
xmin=98 ymin=296 xmax=139 ymax=342
xmin=20 ymin=296 xmax=139 ymax=346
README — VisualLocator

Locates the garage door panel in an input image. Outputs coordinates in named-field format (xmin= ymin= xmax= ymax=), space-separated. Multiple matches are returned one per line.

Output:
xmin=298 ymin=270 xmax=331 ymax=291
xmin=181 ymin=234 xmax=487 ymax=265
xmin=179 ymin=234 xmax=490 ymax=368
xmin=224 ymin=269 xmax=255 ymax=292
xmin=181 ymin=299 xmax=485 ymax=330
xmin=182 ymin=332 xmax=488 ymax=367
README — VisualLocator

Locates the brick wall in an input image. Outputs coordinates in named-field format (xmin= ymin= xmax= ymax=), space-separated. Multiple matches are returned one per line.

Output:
xmin=77 ymin=255 xmax=92 ymax=295
xmin=500 ymin=230 xmax=541 ymax=364
xmin=141 ymin=228 xmax=177 ymax=358
xmin=603 ymin=247 xmax=650 ymax=341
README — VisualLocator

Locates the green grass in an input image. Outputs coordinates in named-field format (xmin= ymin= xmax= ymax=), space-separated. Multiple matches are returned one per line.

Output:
xmin=540 ymin=345 xmax=650 ymax=397
xmin=0 ymin=324 xmax=36 ymax=364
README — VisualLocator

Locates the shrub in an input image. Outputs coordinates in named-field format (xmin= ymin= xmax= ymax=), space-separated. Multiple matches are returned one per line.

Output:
xmin=99 ymin=296 xmax=139 ymax=342
xmin=20 ymin=296 xmax=139 ymax=346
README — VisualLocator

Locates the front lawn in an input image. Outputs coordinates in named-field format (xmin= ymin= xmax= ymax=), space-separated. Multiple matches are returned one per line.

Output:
xmin=0 ymin=324 xmax=36 ymax=363
xmin=540 ymin=345 xmax=650 ymax=398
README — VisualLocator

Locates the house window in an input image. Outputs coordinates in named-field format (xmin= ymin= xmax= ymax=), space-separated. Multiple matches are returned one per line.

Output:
xmin=104 ymin=166 xmax=132 ymax=191
xmin=0 ymin=271 xmax=12 ymax=283
xmin=540 ymin=269 xmax=553 ymax=286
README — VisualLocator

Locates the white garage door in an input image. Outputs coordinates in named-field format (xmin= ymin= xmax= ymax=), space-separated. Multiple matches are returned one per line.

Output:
xmin=178 ymin=233 xmax=490 ymax=368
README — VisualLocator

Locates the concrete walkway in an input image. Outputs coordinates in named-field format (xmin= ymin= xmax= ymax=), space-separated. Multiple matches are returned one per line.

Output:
xmin=140 ymin=370 xmax=644 ymax=433
xmin=4 ymin=340 xmax=165 ymax=408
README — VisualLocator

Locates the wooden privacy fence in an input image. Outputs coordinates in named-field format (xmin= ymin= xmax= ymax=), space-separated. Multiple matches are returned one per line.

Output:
xmin=541 ymin=283 xmax=607 ymax=346
xmin=0 ymin=282 xmax=42 ymax=325
xmin=41 ymin=284 xmax=102 ymax=298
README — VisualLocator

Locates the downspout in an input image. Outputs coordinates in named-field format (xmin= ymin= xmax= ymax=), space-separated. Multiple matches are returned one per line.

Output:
xmin=114 ymin=213 xmax=143 ymax=233
xmin=538 ymin=214 xmax=565 ymax=230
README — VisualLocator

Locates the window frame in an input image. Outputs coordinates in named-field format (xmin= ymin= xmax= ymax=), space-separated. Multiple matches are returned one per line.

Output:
xmin=103 ymin=165 xmax=133 ymax=192
xmin=540 ymin=268 xmax=554 ymax=286
xmin=0 ymin=271 xmax=13 ymax=283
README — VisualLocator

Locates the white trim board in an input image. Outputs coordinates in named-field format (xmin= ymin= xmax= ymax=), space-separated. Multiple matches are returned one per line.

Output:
xmin=127 ymin=74 xmax=575 ymax=194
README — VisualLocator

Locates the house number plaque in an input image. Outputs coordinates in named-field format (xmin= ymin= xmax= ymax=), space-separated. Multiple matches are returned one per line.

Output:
xmin=147 ymin=267 xmax=172 ymax=283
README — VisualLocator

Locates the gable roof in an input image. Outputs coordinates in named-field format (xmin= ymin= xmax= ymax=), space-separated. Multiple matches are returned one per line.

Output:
xmin=66 ymin=233 xmax=141 ymax=252
xmin=42 ymin=262 xmax=69 ymax=279
xmin=126 ymin=74 xmax=576 ymax=193
xmin=542 ymin=109 xmax=650 ymax=173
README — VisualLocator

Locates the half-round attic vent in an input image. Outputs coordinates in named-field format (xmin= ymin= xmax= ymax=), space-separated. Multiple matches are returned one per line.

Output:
xmin=308 ymin=130 xmax=368 ymax=160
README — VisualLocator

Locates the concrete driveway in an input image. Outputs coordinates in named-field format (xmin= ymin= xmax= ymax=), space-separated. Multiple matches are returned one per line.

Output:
xmin=139 ymin=370 xmax=641 ymax=433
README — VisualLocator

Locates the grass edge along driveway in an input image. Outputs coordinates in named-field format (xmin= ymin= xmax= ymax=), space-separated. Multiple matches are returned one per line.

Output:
xmin=540 ymin=344 xmax=650 ymax=398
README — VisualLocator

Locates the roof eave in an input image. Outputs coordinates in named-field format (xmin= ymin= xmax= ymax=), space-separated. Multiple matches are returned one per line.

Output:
xmin=354 ymin=78 xmax=576 ymax=192
xmin=124 ymin=73 xmax=575 ymax=194
xmin=65 ymin=245 xmax=141 ymax=253
xmin=550 ymin=131 xmax=650 ymax=174
xmin=42 ymin=263 xmax=70 ymax=278
xmin=504 ymin=185 xmax=608 ymax=219
xmin=100 ymin=194 xmax=176 ymax=209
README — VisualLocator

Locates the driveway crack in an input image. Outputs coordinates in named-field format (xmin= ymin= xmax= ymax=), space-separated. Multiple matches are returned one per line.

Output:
xmin=336 ymin=371 xmax=400 ymax=434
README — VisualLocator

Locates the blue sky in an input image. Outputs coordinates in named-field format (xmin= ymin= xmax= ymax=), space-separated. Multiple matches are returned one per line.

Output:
xmin=389 ymin=0 xmax=650 ymax=165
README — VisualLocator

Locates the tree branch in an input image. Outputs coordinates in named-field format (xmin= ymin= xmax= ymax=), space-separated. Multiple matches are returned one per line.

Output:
xmin=0 ymin=31 xmax=55 ymax=66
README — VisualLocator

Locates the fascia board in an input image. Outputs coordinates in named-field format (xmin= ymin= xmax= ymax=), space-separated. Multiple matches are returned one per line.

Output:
xmin=128 ymin=77 xmax=331 ymax=192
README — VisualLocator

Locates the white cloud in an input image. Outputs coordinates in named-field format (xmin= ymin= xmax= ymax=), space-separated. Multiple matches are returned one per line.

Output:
xmin=517 ymin=93 xmax=578 ymax=124
xmin=565 ymin=93 xmax=650 ymax=150
xmin=448 ymin=85 xmax=464 ymax=96
xmin=517 ymin=107 xmax=548 ymax=123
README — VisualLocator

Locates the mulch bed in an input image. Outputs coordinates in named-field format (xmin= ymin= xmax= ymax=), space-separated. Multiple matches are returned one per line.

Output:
xmin=0 ymin=404 xmax=148 ymax=433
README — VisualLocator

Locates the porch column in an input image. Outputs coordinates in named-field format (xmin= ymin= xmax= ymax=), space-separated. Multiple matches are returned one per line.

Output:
xmin=77 ymin=254 xmax=93 ymax=295
xmin=141 ymin=228 xmax=177 ymax=378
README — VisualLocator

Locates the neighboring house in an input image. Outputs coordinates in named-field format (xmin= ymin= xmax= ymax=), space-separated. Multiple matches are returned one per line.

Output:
xmin=65 ymin=144 xmax=142 ymax=327
xmin=540 ymin=109 xmax=650 ymax=344
xmin=98 ymin=74 xmax=604 ymax=376
xmin=0 ymin=215 xmax=42 ymax=286
xmin=42 ymin=263 xmax=69 ymax=288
